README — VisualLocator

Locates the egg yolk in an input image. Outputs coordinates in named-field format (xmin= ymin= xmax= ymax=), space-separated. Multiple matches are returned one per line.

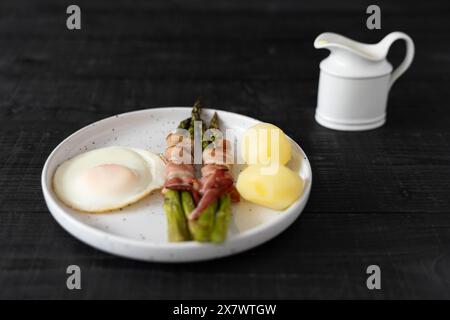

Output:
xmin=78 ymin=164 xmax=138 ymax=195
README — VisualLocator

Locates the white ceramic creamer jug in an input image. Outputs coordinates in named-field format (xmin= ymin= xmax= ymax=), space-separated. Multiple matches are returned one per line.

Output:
xmin=314 ymin=32 xmax=414 ymax=131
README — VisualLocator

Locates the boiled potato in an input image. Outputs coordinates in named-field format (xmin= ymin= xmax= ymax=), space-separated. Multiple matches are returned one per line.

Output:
xmin=242 ymin=123 xmax=291 ymax=165
xmin=236 ymin=164 xmax=303 ymax=210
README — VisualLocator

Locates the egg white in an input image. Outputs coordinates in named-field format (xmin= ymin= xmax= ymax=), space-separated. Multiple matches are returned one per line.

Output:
xmin=53 ymin=146 xmax=165 ymax=213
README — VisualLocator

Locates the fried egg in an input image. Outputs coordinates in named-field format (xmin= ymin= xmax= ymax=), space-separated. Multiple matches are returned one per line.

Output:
xmin=53 ymin=146 xmax=165 ymax=212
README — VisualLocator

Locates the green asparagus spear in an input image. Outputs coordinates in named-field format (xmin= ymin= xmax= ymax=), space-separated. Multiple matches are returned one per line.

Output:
xmin=182 ymin=99 xmax=211 ymax=240
xmin=164 ymin=189 xmax=191 ymax=242
xmin=181 ymin=191 xmax=212 ymax=242
xmin=207 ymin=112 xmax=233 ymax=243
xmin=183 ymin=98 xmax=216 ymax=241
xmin=210 ymin=194 xmax=231 ymax=243
xmin=181 ymin=190 xmax=195 ymax=218
xmin=189 ymin=98 xmax=202 ymax=137
xmin=209 ymin=112 xmax=219 ymax=130
xmin=202 ymin=112 xmax=219 ymax=149
xmin=178 ymin=117 xmax=191 ymax=130
xmin=189 ymin=200 xmax=218 ymax=242
xmin=199 ymin=111 xmax=228 ymax=241
xmin=192 ymin=110 xmax=228 ymax=242
xmin=163 ymin=115 xmax=196 ymax=242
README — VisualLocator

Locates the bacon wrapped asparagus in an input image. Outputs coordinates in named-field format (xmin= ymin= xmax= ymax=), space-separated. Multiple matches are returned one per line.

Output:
xmin=162 ymin=114 xmax=196 ymax=242
xmin=186 ymin=111 xmax=219 ymax=242
xmin=189 ymin=111 xmax=239 ymax=243
xmin=163 ymin=99 xmax=239 ymax=243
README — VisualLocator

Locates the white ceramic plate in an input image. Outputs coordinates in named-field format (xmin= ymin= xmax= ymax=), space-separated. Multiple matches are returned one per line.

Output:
xmin=41 ymin=107 xmax=312 ymax=262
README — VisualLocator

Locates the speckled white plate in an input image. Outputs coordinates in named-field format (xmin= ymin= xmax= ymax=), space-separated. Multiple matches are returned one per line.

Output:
xmin=41 ymin=107 xmax=312 ymax=262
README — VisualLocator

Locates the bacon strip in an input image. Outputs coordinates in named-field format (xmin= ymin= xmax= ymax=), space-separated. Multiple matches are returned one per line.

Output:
xmin=165 ymin=145 xmax=192 ymax=164
xmin=165 ymin=163 xmax=194 ymax=184
xmin=202 ymin=139 xmax=233 ymax=166
xmin=164 ymin=132 xmax=193 ymax=164
xmin=163 ymin=132 xmax=200 ymax=202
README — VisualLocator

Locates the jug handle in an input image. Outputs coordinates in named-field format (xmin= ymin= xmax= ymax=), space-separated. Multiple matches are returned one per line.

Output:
xmin=383 ymin=32 xmax=415 ymax=88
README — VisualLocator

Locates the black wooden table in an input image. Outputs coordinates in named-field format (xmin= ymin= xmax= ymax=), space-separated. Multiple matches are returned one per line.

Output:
xmin=1 ymin=0 xmax=449 ymax=299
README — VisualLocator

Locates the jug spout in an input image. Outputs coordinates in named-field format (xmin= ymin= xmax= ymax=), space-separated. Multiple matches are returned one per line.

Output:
xmin=314 ymin=32 xmax=383 ymax=61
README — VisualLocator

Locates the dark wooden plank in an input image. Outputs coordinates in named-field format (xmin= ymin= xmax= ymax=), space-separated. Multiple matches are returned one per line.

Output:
xmin=0 ymin=76 xmax=448 ymax=127
xmin=1 ymin=0 xmax=449 ymax=40
xmin=1 ymin=212 xmax=450 ymax=299
xmin=1 ymin=38 xmax=449 ymax=82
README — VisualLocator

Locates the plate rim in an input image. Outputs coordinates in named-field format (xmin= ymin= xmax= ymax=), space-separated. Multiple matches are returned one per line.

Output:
xmin=41 ymin=107 xmax=312 ymax=261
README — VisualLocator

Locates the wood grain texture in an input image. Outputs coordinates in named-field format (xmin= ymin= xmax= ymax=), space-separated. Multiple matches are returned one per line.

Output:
xmin=0 ymin=0 xmax=450 ymax=299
